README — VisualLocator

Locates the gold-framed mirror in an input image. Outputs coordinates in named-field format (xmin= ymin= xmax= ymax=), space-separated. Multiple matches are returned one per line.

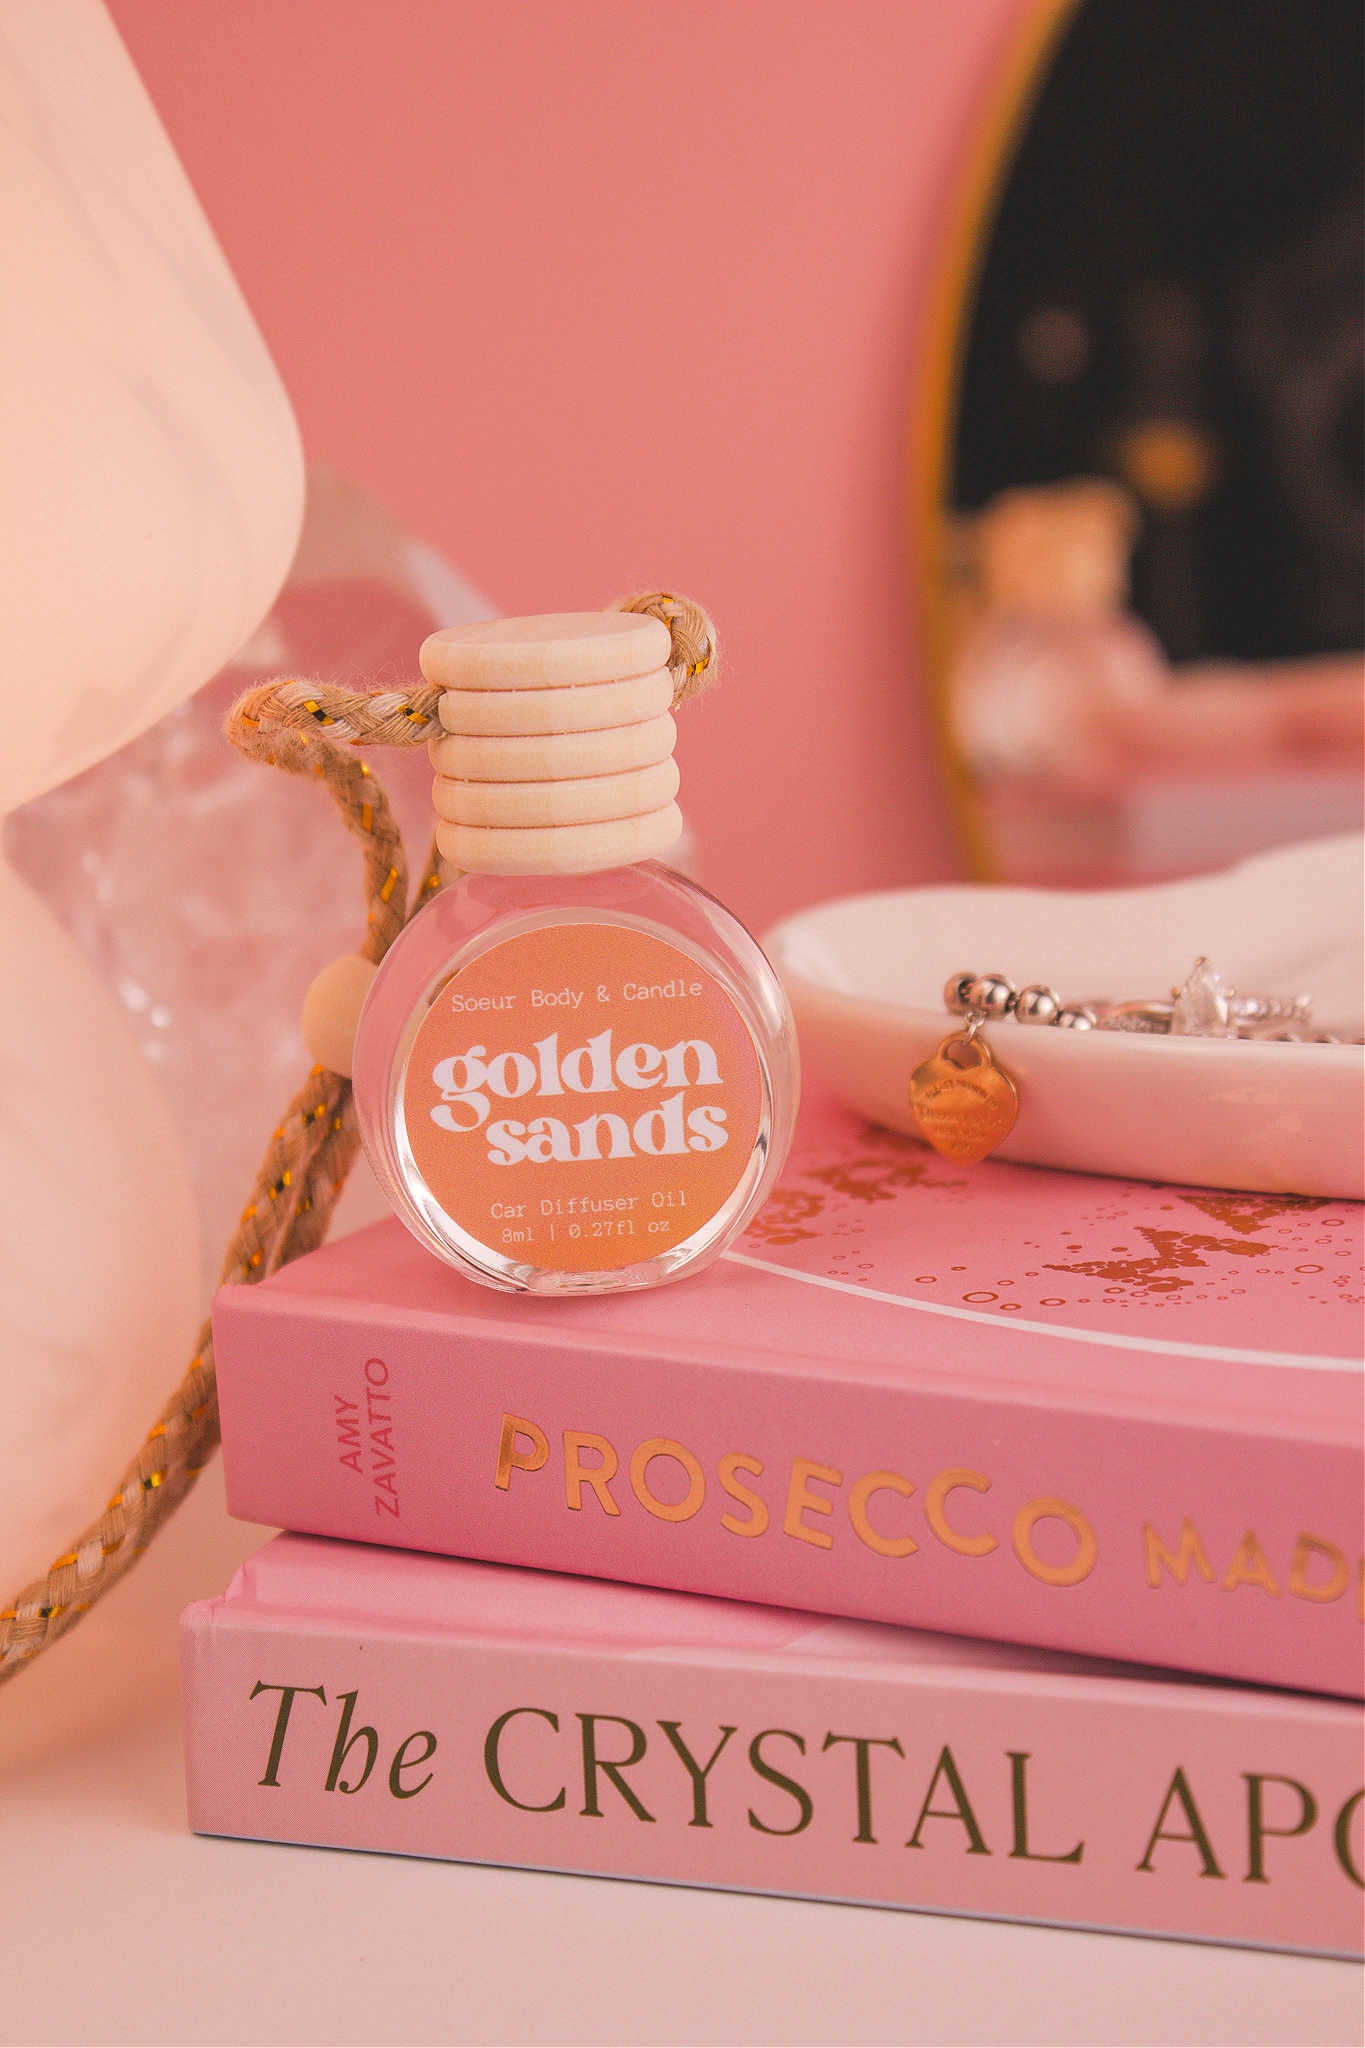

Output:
xmin=917 ymin=0 xmax=1364 ymax=886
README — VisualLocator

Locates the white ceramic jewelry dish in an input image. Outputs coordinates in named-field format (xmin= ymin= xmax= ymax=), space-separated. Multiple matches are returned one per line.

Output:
xmin=766 ymin=834 xmax=1364 ymax=1197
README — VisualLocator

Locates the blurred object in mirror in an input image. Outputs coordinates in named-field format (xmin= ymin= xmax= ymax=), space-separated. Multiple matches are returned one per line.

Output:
xmin=949 ymin=479 xmax=1364 ymax=885
xmin=1016 ymin=304 xmax=1091 ymax=386
xmin=7 ymin=468 xmax=493 ymax=1288
xmin=929 ymin=0 xmax=1363 ymax=885
xmin=951 ymin=480 xmax=1165 ymax=795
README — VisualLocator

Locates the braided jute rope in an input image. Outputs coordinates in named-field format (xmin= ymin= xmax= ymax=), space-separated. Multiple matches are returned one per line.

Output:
xmin=0 ymin=592 xmax=716 ymax=1684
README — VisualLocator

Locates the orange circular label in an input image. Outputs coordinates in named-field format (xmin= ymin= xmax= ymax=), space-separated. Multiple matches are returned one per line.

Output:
xmin=401 ymin=922 xmax=765 ymax=1272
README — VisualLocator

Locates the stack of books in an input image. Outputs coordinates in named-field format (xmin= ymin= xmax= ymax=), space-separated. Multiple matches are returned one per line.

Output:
xmin=184 ymin=1088 xmax=1364 ymax=1956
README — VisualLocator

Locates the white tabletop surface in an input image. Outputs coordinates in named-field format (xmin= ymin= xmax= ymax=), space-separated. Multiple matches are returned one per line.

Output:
xmin=1 ymin=1467 xmax=1359 ymax=2048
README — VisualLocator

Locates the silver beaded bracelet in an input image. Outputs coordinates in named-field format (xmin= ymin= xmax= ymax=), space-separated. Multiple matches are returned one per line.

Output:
xmin=944 ymin=958 xmax=1352 ymax=1043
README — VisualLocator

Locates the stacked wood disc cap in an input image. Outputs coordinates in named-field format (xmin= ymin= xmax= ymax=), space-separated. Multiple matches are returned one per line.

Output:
xmin=422 ymin=612 xmax=684 ymax=873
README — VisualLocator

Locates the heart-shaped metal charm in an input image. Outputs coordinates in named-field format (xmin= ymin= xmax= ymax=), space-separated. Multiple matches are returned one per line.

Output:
xmin=909 ymin=1032 xmax=1019 ymax=1164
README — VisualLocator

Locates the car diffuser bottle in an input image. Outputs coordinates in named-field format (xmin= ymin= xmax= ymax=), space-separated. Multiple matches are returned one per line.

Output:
xmin=350 ymin=609 xmax=799 ymax=1294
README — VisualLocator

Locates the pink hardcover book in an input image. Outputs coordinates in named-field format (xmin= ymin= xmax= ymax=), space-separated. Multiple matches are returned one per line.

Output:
xmin=213 ymin=1091 xmax=1364 ymax=1697
xmin=180 ymin=1534 xmax=1364 ymax=1957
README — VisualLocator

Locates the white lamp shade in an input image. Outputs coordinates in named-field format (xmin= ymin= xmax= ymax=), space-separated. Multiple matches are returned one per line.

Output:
xmin=0 ymin=0 xmax=304 ymax=812
xmin=0 ymin=2 xmax=301 ymax=1595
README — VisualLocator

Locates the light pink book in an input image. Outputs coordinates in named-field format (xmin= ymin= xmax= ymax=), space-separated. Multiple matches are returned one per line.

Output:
xmin=214 ymin=1090 xmax=1364 ymax=1698
xmin=180 ymin=1534 xmax=1364 ymax=1956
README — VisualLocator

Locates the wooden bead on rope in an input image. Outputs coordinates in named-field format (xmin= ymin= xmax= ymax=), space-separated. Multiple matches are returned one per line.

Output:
xmin=301 ymin=954 xmax=379 ymax=1078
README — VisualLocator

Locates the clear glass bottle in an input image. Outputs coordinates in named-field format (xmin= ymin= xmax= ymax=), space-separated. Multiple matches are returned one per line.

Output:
xmin=352 ymin=611 xmax=798 ymax=1294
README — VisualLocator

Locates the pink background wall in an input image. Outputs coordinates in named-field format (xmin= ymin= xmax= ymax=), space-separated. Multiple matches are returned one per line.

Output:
xmin=109 ymin=0 xmax=1023 ymax=932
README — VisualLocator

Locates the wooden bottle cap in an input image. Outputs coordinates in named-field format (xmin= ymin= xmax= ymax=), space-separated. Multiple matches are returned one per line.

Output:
xmin=428 ymin=714 xmax=677 ymax=783
xmin=436 ymin=803 xmax=684 ymax=876
xmin=420 ymin=611 xmax=671 ymax=690
xmin=433 ymin=758 xmax=680 ymax=829
xmin=422 ymin=606 xmax=685 ymax=875
xmin=435 ymin=668 xmax=672 ymax=737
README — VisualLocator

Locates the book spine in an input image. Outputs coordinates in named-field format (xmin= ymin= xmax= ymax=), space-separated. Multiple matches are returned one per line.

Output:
xmin=214 ymin=1291 xmax=1364 ymax=1697
xmin=180 ymin=1594 xmax=1364 ymax=1956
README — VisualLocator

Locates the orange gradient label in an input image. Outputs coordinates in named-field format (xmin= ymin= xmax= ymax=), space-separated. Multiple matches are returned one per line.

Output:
xmin=402 ymin=923 xmax=764 ymax=1271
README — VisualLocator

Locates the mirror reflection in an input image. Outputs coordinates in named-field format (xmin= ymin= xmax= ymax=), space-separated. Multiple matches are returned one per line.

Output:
xmin=941 ymin=0 xmax=1363 ymax=884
